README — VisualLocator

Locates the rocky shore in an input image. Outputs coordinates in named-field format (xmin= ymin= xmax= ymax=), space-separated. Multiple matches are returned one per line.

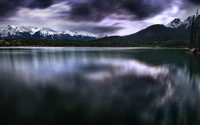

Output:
xmin=186 ymin=48 xmax=200 ymax=55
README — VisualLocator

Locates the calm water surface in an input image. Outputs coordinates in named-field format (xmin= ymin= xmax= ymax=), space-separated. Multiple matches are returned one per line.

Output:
xmin=0 ymin=47 xmax=200 ymax=125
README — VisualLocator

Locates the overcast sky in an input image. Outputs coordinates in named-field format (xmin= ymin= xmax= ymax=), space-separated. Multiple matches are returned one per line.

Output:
xmin=0 ymin=0 xmax=200 ymax=36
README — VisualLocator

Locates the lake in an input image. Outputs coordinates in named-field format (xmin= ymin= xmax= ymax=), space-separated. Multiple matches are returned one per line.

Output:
xmin=0 ymin=47 xmax=200 ymax=125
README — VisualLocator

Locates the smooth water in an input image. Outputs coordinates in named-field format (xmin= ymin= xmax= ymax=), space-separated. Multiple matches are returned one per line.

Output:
xmin=0 ymin=47 xmax=200 ymax=125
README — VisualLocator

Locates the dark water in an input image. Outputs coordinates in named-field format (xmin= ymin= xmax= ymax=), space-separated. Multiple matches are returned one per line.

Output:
xmin=0 ymin=47 xmax=200 ymax=125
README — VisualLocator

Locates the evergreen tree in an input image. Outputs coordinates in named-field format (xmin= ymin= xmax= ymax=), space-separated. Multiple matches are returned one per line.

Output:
xmin=195 ymin=9 xmax=199 ymax=49
xmin=190 ymin=16 xmax=195 ymax=49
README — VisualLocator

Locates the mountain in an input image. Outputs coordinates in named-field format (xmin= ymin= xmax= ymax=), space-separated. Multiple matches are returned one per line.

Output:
xmin=182 ymin=16 xmax=195 ymax=28
xmin=165 ymin=15 xmax=197 ymax=29
xmin=98 ymin=15 xmax=199 ymax=42
xmin=1 ymin=14 xmax=197 ymax=42
xmin=166 ymin=18 xmax=183 ymax=28
xmin=0 ymin=25 xmax=100 ymax=41
xmin=98 ymin=24 xmax=189 ymax=42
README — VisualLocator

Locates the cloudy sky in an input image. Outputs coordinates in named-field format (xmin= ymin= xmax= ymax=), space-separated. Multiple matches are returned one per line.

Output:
xmin=0 ymin=0 xmax=200 ymax=36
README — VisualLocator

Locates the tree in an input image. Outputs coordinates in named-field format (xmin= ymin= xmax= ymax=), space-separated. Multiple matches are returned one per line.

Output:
xmin=5 ymin=42 xmax=10 ymax=46
xmin=190 ymin=16 xmax=195 ymax=49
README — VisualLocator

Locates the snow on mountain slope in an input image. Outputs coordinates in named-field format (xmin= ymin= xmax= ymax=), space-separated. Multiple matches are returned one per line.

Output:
xmin=38 ymin=28 xmax=60 ymax=36
xmin=74 ymin=30 xmax=99 ymax=38
xmin=0 ymin=25 xmax=37 ymax=37
xmin=166 ymin=15 xmax=198 ymax=29
xmin=0 ymin=25 xmax=100 ymax=41
xmin=166 ymin=18 xmax=183 ymax=28
xmin=27 ymin=26 xmax=41 ymax=34
xmin=62 ymin=30 xmax=99 ymax=38
xmin=182 ymin=15 xmax=195 ymax=28
xmin=63 ymin=30 xmax=75 ymax=36
xmin=0 ymin=25 xmax=17 ymax=36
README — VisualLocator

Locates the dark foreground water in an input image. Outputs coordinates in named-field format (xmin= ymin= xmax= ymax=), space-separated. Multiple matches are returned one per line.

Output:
xmin=0 ymin=47 xmax=200 ymax=125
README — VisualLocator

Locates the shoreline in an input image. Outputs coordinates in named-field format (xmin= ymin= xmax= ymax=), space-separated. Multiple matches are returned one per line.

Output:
xmin=186 ymin=48 xmax=200 ymax=55
xmin=0 ymin=46 xmax=188 ymax=49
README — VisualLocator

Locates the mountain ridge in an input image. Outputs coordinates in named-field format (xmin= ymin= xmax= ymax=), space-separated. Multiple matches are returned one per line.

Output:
xmin=0 ymin=14 xmax=198 ymax=42
xmin=97 ymin=14 xmax=199 ymax=42
xmin=0 ymin=25 xmax=101 ymax=41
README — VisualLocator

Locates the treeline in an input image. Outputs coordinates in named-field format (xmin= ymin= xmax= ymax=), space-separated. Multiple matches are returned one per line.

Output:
xmin=0 ymin=39 xmax=189 ymax=47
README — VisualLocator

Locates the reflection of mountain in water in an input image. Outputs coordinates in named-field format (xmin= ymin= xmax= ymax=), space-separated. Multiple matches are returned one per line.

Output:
xmin=0 ymin=48 xmax=199 ymax=125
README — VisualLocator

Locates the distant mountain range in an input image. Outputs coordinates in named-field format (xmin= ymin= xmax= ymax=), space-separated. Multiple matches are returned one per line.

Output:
xmin=0 ymin=25 xmax=101 ymax=41
xmin=0 ymin=15 xmax=198 ymax=42
xmin=98 ymin=15 xmax=197 ymax=42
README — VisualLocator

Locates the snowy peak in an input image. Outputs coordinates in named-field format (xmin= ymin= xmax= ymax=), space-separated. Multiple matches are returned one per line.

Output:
xmin=74 ymin=30 xmax=99 ymax=38
xmin=183 ymin=15 xmax=195 ymax=28
xmin=38 ymin=28 xmax=59 ymax=36
xmin=166 ymin=15 xmax=199 ymax=29
xmin=0 ymin=25 xmax=100 ymax=41
xmin=63 ymin=30 xmax=75 ymax=36
xmin=0 ymin=25 xmax=32 ymax=37
xmin=63 ymin=30 xmax=100 ymax=38
xmin=27 ymin=26 xmax=41 ymax=34
xmin=167 ymin=18 xmax=183 ymax=28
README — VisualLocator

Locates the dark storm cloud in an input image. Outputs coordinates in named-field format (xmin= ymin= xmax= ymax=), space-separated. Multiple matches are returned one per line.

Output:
xmin=2 ymin=0 xmax=200 ymax=21
xmin=28 ymin=0 xmax=54 ymax=9
xmin=0 ymin=0 xmax=22 ymax=17
xmin=0 ymin=0 xmax=55 ymax=18
xmin=2 ymin=0 xmax=200 ymax=35
xmin=188 ymin=0 xmax=200 ymax=4
xmin=85 ymin=25 xmax=123 ymax=34
xmin=68 ymin=24 xmax=123 ymax=34
xmin=1 ymin=0 xmax=175 ymax=21
xmin=68 ymin=0 xmax=174 ymax=22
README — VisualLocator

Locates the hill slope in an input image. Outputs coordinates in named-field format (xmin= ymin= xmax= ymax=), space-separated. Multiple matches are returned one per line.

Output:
xmin=97 ymin=15 xmax=197 ymax=42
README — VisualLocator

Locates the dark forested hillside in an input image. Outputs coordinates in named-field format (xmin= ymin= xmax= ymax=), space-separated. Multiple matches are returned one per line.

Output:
xmin=97 ymin=24 xmax=190 ymax=42
xmin=0 ymin=38 xmax=189 ymax=47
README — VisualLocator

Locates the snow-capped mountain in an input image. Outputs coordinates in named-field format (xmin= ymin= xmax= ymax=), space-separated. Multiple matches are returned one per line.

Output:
xmin=27 ymin=26 xmax=42 ymax=34
xmin=38 ymin=28 xmax=59 ymax=36
xmin=101 ymin=15 xmax=197 ymax=42
xmin=166 ymin=15 xmax=198 ymax=29
xmin=167 ymin=18 xmax=183 ymax=28
xmin=182 ymin=15 xmax=195 ymax=28
xmin=0 ymin=25 xmax=101 ymax=41
xmin=74 ymin=30 xmax=98 ymax=38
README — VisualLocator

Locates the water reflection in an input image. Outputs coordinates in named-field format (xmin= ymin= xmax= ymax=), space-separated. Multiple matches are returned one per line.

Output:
xmin=0 ymin=47 xmax=199 ymax=125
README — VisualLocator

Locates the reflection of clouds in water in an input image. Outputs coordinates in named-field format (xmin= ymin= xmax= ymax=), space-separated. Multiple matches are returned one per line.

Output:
xmin=83 ymin=59 xmax=169 ymax=82
xmin=0 ymin=48 xmax=199 ymax=125
xmin=0 ymin=52 xmax=170 ymax=86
